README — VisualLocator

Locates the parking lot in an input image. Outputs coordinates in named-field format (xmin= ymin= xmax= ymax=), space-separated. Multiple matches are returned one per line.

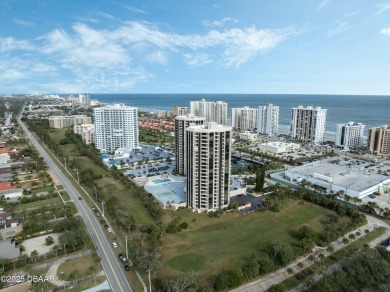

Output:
xmin=102 ymin=144 xmax=175 ymax=169
xmin=125 ymin=162 xmax=175 ymax=178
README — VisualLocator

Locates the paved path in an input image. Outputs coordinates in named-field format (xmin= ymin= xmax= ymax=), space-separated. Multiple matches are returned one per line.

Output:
xmin=231 ymin=214 xmax=390 ymax=292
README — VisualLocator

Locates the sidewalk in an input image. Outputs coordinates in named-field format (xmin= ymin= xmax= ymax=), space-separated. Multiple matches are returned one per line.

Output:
xmin=231 ymin=214 xmax=390 ymax=292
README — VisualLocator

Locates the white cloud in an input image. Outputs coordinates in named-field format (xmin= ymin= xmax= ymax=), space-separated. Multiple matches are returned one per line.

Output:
xmin=344 ymin=11 xmax=358 ymax=17
xmin=316 ymin=0 xmax=331 ymax=11
xmin=381 ymin=27 xmax=390 ymax=36
xmin=183 ymin=53 xmax=213 ymax=67
xmin=13 ymin=19 xmax=35 ymax=27
xmin=112 ymin=21 xmax=297 ymax=66
xmin=0 ymin=37 xmax=33 ymax=52
xmin=2 ymin=20 xmax=299 ymax=91
xmin=327 ymin=22 xmax=348 ymax=37
xmin=203 ymin=17 xmax=238 ymax=27
xmin=375 ymin=3 xmax=390 ymax=14
xmin=145 ymin=50 xmax=168 ymax=66
xmin=123 ymin=5 xmax=146 ymax=14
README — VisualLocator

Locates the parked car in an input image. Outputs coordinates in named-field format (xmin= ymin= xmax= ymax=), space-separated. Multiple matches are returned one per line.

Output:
xmin=112 ymin=242 xmax=118 ymax=248
xmin=124 ymin=264 xmax=130 ymax=271
xmin=107 ymin=228 xmax=112 ymax=233
xmin=100 ymin=219 xmax=106 ymax=224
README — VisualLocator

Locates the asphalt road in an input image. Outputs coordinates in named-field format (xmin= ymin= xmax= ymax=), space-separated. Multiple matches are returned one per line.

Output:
xmin=18 ymin=114 xmax=132 ymax=292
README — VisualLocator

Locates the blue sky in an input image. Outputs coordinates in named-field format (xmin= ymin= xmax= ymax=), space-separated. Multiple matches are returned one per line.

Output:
xmin=1 ymin=0 xmax=390 ymax=94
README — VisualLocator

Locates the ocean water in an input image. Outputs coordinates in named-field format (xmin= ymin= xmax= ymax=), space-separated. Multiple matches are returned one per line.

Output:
xmin=92 ymin=94 xmax=390 ymax=137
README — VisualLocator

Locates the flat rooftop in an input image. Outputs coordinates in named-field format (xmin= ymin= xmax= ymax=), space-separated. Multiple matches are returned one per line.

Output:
xmin=261 ymin=142 xmax=299 ymax=148
xmin=144 ymin=175 xmax=186 ymax=205
xmin=286 ymin=161 xmax=390 ymax=192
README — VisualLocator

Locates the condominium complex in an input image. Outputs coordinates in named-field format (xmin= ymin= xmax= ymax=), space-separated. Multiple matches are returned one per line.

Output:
xmin=173 ymin=106 xmax=189 ymax=116
xmin=258 ymin=104 xmax=279 ymax=137
xmin=74 ymin=124 xmax=95 ymax=145
xmin=174 ymin=114 xmax=205 ymax=175
xmin=290 ymin=106 xmax=327 ymax=144
xmin=93 ymin=104 xmax=138 ymax=153
xmin=185 ymin=122 xmax=231 ymax=212
xmin=48 ymin=115 xmax=91 ymax=129
xmin=368 ymin=125 xmax=390 ymax=155
xmin=231 ymin=106 xmax=258 ymax=131
xmin=335 ymin=122 xmax=365 ymax=150
xmin=190 ymin=99 xmax=228 ymax=125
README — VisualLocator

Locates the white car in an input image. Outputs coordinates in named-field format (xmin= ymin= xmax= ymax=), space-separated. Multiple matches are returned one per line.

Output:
xmin=107 ymin=228 xmax=112 ymax=233
xmin=112 ymin=242 xmax=118 ymax=248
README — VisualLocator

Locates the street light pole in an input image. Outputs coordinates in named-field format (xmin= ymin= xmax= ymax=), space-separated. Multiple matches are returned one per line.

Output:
xmin=64 ymin=157 xmax=67 ymax=168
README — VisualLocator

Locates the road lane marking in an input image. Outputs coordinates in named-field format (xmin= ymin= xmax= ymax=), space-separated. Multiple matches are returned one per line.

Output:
xmin=20 ymin=121 xmax=130 ymax=292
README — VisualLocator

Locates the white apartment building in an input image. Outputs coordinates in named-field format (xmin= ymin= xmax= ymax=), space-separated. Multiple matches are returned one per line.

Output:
xmin=48 ymin=115 xmax=92 ymax=129
xmin=186 ymin=122 xmax=231 ymax=212
xmin=190 ymin=99 xmax=228 ymax=125
xmin=74 ymin=124 xmax=95 ymax=145
xmin=174 ymin=114 xmax=205 ymax=176
xmin=231 ymin=106 xmax=258 ymax=131
xmin=290 ymin=106 xmax=327 ymax=144
xmin=173 ymin=106 xmax=189 ymax=116
xmin=258 ymin=104 xmax=279 ymax=137
xmin=335 ymin=122 xmax=365 ymax=150
xmin=94 ymin=104 xmax=138 ymax=153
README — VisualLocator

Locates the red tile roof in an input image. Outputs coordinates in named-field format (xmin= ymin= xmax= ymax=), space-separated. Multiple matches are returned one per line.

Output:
xmin=0 ymin=182 xmax=16 ymax=191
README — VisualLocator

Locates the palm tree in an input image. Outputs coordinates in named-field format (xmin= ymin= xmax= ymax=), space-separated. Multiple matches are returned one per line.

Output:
xmin=23 ymin=264 xmax=32 ymax=276
xmin=30 ymin=250 xmax=39 ymax=263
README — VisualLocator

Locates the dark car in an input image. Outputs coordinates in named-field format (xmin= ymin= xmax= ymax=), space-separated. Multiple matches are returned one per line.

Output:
xmin=100 ymin=219 xmax=106 ymax=224
xmin=78 ymin=197 xmax=82 ymax=200
xmin=124 ymin=264 xmax=130 ymax=271
xmin=104 ymin=224 xmax=109 ymax=229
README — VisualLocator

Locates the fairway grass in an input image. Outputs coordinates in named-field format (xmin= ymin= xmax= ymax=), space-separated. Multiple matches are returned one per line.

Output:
xmin=159 ymin=199 xmax=335 ymax=285
xmin=167 ymin=253 xmax=206 ymax=272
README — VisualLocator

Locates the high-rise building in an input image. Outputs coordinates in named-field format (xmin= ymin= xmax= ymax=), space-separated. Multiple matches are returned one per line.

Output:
xmin=74 ymin=124 xmax=95 ymax=145
xmin=190 ymin=99 xmax=228 ymax=125
xmin=231 ymin=106 xmax=258 ymax=131
xmin=258 ymin=104 xmax=279 ymax=137
xmin=335 ymin=122 xmax=365 ymax=150
xmin=175 ymin=114 xmax=205 ymax=175
xmin=94 ymin=104 xmax=138 ymax=153
xmin=290 ymin=106 xmax=327 ymax=144
xmin=84 ymin=93 xmax=91 ymax=106
xmin=186 ymin=122 xmax=231 ymax=212
xmin=368 ymin=125 xmax=390 ymax=155
xmin=173 ymin=106 xmax=189 ymax=116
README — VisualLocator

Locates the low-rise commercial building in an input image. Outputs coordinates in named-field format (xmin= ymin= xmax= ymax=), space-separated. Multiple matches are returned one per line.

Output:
xmin=284 ymin=161 xmax=390 ymax=198
xmin=0 ymin=153 xmax=10 ymax=164
xmin=258 ymin=142 xmax=300 ymax=154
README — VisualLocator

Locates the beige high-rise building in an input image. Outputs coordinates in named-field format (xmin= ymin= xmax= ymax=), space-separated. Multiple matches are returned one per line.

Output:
xmin=185 ymin=122 xmax=232 ymax=212
xmin=74 ymin=124 xmax=95 ymax=145
xmin=48 ymin=115 xmax=91 ymax=129
xmin=368 ymin=125 xmax=390 ymax=155
xmin=174 ymin=114 xmax=205 ymax=175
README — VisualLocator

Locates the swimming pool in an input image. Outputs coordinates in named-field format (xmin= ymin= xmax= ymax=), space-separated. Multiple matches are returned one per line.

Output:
xmin=152 ymin=179 xmax=171 ymax=184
